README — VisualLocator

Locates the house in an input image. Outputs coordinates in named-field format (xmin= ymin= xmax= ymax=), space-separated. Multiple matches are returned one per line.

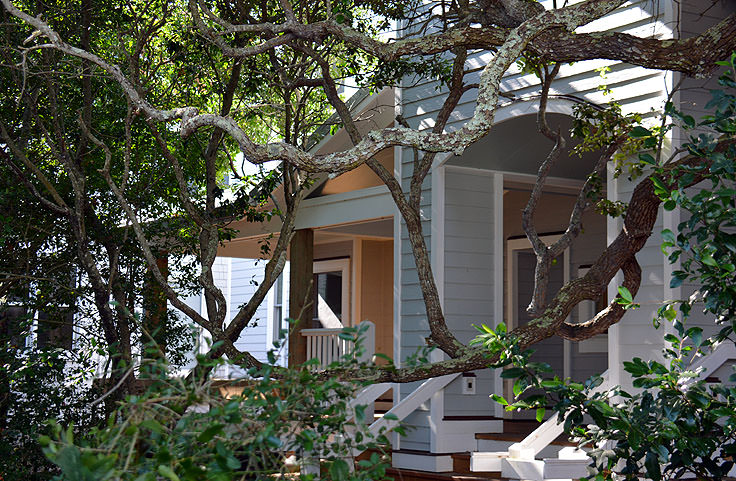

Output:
xmin=209 ymin=0 xmax=736 ymax=478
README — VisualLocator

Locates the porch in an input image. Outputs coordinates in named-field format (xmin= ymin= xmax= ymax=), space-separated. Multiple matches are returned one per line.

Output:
xmin=218 ymin=164 xmax=396 ymax=368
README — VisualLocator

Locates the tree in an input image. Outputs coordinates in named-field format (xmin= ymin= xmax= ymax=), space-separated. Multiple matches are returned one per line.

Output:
xmin=2 ymin=0 xmax=736 ymax=405
xmin=474 ymin=56 xmax=736 ymax=480
xmin=38 ymin=335 xmax=398 ymax=481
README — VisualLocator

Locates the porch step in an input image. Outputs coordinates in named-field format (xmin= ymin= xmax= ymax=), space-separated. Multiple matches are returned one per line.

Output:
xmin=359 ymin=449 xmax=502 ymax=480
xmin=475 ymin=432 xmax=576 ymax=447
xmin=374 ymin=397 xmax=393 ymax=414
xmin=452 ymin=452 xmax=503 ymax=478
xmin=501 ymin=419 xmax=543 ymax=434
xmin=384 ymin=467 xmax=507 ymax=481
xmin=475 ymin=430 xmax=576 ymax=460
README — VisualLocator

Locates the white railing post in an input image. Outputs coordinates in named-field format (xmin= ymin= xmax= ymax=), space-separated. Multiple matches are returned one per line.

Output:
xmin=357 ymin=320 xmax=375 ymax=363
xmin=300 ymin=321 xmax=377 ymax=370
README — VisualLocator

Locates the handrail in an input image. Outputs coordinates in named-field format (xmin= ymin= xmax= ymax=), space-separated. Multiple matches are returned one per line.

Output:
xmin=300 ymin=327 xmax=346 ymax=336
xmin=518 ymin=343 xmax=736 ymax=457
xmin=687 ymin=341 xmax=736 ymax=381
xmin=520 ymin=370 xmax=611 ymax=455
xmin=350 ymin=382 xmax=393 ymax=411
xmin=368 ymin=373 xmax=460 ymax=437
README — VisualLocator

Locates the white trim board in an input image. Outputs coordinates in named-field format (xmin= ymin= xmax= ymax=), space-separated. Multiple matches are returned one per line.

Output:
xmin=392 ymin=84 xmax=403 ymax=449
xmin=391 ymin=451 xmax=454 ymax=473
xmin=438 ymin=164 xmax=585 ymax=192
xmin=295 ymin=185 xmax=393 ymax=230
xmin=493 ymin=172 xmax=504 ymax=418
xmin=505 ymin=235 xmax=571 ymax=405
xmin=429 ymin=163 xmax=447 ymax=453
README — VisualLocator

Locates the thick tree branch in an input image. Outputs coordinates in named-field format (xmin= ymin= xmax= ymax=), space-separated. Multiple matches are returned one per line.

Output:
xmin=521 ymin=63 xmax=563 ymax=316
xmin=557 ymin=257 xmax=641 ymax=340
xmin=2 ymin=0 xmax=626 ymax=176
xmin=189 ymin=0 xmax=736 ymax=78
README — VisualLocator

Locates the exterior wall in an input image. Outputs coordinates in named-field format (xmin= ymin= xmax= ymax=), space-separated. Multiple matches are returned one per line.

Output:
xmin=397 ymin=0 xmax=676 ymax=448
xmin=229 ymin=258 xmax=271 ymax=364
xmin=608 ymin=0 xmax=736 ymax=390
xmin=442 ymin=167 xmax=497 ymax=417
xmin=181 ymin=256 xmax=287 ymax=377
xmin=359 ymin=239 xmax=393 ymax=360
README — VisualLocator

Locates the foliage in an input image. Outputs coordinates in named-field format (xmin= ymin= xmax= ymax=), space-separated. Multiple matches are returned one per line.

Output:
xmin=478 ymin=54 xmax=736 ymax=481
xmin=40 ymin=332 xmax=396 ymax=481
xmin=0 ymin=325 xmax=104 ymax=480
xmin=656 ymin=53 xmax=736 ymax=334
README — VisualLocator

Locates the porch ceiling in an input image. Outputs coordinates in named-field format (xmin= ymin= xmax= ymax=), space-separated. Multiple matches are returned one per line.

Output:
xmin=217 ymin=217 xmax=393 ymax=259
xmin=446 ymin=113 xmax=600 ymax=180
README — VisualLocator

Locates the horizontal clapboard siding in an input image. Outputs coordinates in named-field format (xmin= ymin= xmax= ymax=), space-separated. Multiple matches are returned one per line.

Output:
xmin=230 ymin=258 xmax=270 ymax=364
xmin=673 ymin=1 xmax=736 ymax=353
xmin=443 ymin=167 xmax=496 ymax=417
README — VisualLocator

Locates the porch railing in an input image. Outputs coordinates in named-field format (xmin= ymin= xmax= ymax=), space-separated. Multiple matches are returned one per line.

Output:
xmin=301 ymin=320 xmax=375 ymax=369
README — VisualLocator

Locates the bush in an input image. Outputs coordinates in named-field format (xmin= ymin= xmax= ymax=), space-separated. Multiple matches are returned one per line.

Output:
xmin=40 ymin=330 xmax=395 ymax=481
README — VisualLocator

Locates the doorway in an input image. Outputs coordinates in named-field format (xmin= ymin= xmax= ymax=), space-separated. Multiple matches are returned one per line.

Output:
xmin=506 ymin=235 xmax=570 ymax=418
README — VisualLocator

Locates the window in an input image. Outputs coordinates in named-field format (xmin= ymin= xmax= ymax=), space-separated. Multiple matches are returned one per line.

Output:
xmin=313 ymin=258 xmax=350 ymax=328
xmin=272 ymin=273 xmax=284 ymax=342
xmin=37 ymin=307 xmax=74 ymax=350
xmin=0 ymin=304 xmax=28 ymax=348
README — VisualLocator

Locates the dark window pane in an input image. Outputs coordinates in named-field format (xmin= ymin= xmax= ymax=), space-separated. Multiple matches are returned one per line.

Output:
xmin=37 ymin=308 xmax=73 ymax=350
xmin=313 ymin=271 xmax=343 ymax=326
xmin=0 ymin=305 xmax=28 ymax=348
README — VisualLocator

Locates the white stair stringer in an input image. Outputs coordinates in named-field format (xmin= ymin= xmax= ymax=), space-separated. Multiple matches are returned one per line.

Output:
xmin=344 ymin=374 xmax=461 ymax=458
xmin=368 ymin=373 xmax=460 ymax=437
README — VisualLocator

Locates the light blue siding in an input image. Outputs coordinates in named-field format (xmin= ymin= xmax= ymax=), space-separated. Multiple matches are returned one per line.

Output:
xmin=230 ymin=258 xmax=270 ymax=363
xmin=443 ymin=168 xmax=496 ymax=417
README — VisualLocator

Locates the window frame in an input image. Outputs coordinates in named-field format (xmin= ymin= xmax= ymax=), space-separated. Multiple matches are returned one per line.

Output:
xmin=313 ymin=258 xmax=351 ymax=327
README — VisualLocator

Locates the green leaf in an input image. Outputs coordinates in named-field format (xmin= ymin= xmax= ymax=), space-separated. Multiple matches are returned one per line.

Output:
xmin=687 ymin=327 xmax=703 ymax=348
xmin=535 ymin=407 xmax=545 ymax=422
xmin=266 ymin=435 xmax=282 ymax=448
xmin=513 ymin=380 xmax=523 ymax=397
xmin=140 ymin=419 xmax=166 ymax=435
xmin=618 ymin=286 xmax=633 ymax=303
xmin=157 ymin=465 xmax=181 ymax=481
xmin=630 ymin=126 xmax=652 ymax=138
xmin=329 ymin=459 xmax=350 ymax=480
xmin=355 ymin=404 xmax=366 ymax=424
xmin=501 ymin=367 xmax=525 ymax=379
xmin=53 ymin=446 xmax=93 ymax=481
xmin=702 ymin=254 xmax=718 ymax=267
xmin=644 ymin=451 xmax=661 ymax=480
xmin=661 ymin=229 xmax=676 ymax=243
xmin=196 ymin=423 xmax=224 ymax=444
